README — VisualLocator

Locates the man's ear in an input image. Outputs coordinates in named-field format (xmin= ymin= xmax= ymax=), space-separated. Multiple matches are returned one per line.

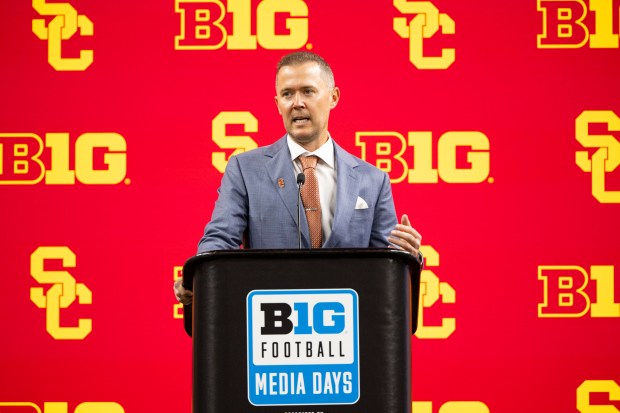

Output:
xmin=274 ymin=95 xmax=282 ymax=114
xmin=330 ymin=87 xmax=341 ymax=109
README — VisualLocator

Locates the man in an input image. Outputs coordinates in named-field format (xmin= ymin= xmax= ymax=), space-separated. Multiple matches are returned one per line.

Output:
xmin=175 ymin=51 xmax=421 ymax=304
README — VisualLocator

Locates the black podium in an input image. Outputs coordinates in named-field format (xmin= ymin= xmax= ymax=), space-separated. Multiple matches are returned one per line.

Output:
xmin=182 ymin=249 xmax=421 ymax=413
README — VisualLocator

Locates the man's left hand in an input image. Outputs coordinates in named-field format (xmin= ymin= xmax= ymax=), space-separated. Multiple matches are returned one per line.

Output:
xmin=388 ymin=214 xmax=422 ymax=258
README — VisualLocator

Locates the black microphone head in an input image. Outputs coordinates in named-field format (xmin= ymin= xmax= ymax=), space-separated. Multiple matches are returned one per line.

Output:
xmin=297 ymin=173 xmax=305 ymax=185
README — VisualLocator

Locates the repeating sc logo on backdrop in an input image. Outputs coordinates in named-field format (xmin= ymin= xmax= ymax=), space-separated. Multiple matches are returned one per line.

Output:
xmin=247 ymin=289 xmax=359 ymax=406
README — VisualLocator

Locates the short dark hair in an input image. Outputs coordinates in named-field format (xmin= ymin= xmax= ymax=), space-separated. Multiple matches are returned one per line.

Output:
xmin=276 ymin=51 xmax=335 ymax=88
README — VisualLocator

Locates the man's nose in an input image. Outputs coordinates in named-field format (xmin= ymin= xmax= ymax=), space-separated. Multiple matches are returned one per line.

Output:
xmin=293 ymin=92 xmax=306 ymax=108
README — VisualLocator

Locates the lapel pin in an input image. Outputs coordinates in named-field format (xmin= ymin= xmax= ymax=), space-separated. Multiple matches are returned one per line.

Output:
xmin=277 ymin=178 xmax=285 ymax=189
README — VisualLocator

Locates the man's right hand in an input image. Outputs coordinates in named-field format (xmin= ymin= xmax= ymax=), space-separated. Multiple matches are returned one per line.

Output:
xmin=174 ymin=277 xmax=193 ymax=306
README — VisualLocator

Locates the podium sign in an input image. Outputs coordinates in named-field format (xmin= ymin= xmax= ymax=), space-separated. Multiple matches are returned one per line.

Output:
xmin=247 ymin=288 xmax=360 ymax=406
xmin=183 ymin=249 xmax=421 ymax=413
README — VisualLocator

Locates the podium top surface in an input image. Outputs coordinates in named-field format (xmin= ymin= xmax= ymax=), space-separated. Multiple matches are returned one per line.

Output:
xmin=182 ymin=248 xmax=419 ymax=290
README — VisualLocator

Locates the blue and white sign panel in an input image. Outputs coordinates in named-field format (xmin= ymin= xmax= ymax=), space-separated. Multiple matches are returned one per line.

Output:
xmin=247 ymin=289 xmax=360 ymax=406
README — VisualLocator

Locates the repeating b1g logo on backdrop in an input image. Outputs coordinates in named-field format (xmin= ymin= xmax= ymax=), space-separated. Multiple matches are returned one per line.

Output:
xmin=247 ymin=289 xmax=359 ymax=406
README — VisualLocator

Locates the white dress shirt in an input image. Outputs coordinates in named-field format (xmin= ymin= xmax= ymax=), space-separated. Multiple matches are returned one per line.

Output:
xmin=287 ymin=135 xmax=337 ymax=244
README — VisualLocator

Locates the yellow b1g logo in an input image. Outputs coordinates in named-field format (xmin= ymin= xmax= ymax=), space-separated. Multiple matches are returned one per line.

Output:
xmin=538 ymin=265 xmax=619 ymax=318
xmin=356 ymin=130 xmax=490 ymax=184
xmin=175 ymin=0 xmax=309 ymax=50
xmin=0 ymin=133 xmax=127 ymax=185
xmin=0 ymin=402 xmax=124 ymax=413
xmin=537 ymin=0 xmax=620 ymax=49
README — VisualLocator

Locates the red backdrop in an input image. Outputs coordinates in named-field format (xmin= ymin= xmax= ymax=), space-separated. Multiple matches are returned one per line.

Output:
xmin=1 ymin=0 xmax=619 ymax=412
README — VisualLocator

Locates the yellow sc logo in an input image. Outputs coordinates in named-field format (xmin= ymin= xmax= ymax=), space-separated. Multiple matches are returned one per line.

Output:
xmin=576 ymin=110 xmax=620 ymax=203
xmin=393 ymin=0 xmax=455 ymax=69
xmin=32 ymin=0 xmax=93 ymax=71
xmin=577 ymin=380 xmax=620 ymax=412
xmin=173 ymin=266 xmax=185 ymax=319
xmin=415 ymin=245 xmax=456 ymax=339
xmin=211 ymin=112 xmax=259 ymax=173
xmin=30 ymin=246 xmax=93 ymax=340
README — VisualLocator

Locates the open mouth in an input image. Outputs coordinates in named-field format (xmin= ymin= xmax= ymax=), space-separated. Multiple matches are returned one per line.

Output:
xmin=292 ymin=116 xmax=310 ymax=125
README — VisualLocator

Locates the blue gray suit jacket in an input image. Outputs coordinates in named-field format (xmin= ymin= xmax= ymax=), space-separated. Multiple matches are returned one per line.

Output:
xmin=197 ymin=136 xmax=397 ymax=252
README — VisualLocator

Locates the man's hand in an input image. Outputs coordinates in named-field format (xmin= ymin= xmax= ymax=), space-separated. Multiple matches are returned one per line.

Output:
xmin=388 ymin=214 xmax=422 ymax=259
xmin=174 ymin=277 xmax=193 ymax=306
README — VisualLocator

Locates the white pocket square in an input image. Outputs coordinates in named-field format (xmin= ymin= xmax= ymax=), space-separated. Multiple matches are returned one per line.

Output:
xmin=354 ymin=196 xmax=369 ymax=209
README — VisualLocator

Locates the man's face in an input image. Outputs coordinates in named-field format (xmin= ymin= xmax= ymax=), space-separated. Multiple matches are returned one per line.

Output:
xmin=275 ymin=62 xmax=340 ymax=150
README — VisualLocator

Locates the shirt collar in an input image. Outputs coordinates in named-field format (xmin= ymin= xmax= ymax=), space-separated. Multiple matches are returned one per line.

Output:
xmin=287 ymin=134 xmax=336 ymax=169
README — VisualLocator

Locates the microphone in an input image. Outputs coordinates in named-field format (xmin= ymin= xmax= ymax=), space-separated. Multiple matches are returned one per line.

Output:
xmin=296 ymin=173 xmax=305 ymax=248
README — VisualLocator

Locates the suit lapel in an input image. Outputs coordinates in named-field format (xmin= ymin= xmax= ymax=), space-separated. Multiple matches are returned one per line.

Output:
xmin=264 ymin=136 xmax=310 ymax=245
xmin=324 ymin=142 xmax=360 ymax=248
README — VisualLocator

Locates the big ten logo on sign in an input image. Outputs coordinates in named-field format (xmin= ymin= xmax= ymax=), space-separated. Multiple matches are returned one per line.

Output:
xmin=575 ymin=110 xmax=620 ymax=203
xmin=0 ymin=133 xmax=127 ymax=185
xmin=247 ymin=289 xmax=359 ymax=406
xmin=32 ymin=0 xmax=94 ymax=71
xmin=577 ymin=380 xmax=620 ymax=412
xmin=415 ymin=246 xmax=456 ymax=339
xmin=0 ymin=402 xmax=124 ymax=413
xmin=412 ymin=401 xmax=490 ymax=413
xmin=538 ymin=265 xmax=619 ymax=318
xmin=393 ymin=0 xmax=455 ymax=69
xmin=356 ymin=131 xmax=491 ymax=184
xmin=30 ymin=246 xmax=93 ymax=340
xmin=175 ymin=0 xmax=309 ymax=50
xmin=537 ymin=0 xmax=620 ymax=48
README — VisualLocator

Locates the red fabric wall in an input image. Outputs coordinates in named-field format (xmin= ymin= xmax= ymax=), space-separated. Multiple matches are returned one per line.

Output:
xmin=1 ymin=1 xmax=619 ymax=412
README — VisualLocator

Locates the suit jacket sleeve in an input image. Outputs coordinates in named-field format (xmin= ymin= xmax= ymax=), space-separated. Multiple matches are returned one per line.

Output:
xmin=197 ymin=155 xmax=248 ymax=252
xmin=369 ymin=170 xmax=398 ymax=247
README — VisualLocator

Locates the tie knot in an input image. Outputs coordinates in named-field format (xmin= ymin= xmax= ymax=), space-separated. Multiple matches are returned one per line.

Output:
xmin=300 ymin=155 xmax=319 ymax=170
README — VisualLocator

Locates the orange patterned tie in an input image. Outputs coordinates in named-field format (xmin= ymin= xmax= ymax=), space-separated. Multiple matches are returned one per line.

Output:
xmin=299 ymin=155 xmax=322 ymax=248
